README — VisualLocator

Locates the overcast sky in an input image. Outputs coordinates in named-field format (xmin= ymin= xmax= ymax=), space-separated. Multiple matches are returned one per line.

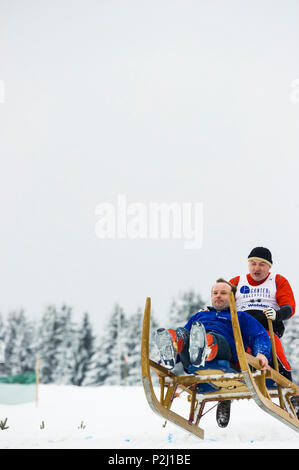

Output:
xmin=0 ymin=0 xmax=298 ymax=332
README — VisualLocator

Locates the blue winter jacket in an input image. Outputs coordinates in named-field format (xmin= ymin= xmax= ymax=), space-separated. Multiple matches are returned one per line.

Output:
xmin=184 ymin=306 xmax=271 ymax=364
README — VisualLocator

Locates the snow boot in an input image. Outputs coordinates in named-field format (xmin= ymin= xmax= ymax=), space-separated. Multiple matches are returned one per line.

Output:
xmin=155 ymin=328 xmax=183 ymax=370
xmin=206 ymin=333 xmax=219 ymax=361
xmin=189 ymin=322 xmax=218 ymax=367
xmin=216 ymin=400 xmax=231 ymax=428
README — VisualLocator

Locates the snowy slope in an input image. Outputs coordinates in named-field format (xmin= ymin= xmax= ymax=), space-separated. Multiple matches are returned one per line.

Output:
xmin=0 ymin=385 xmax=298 ymax=449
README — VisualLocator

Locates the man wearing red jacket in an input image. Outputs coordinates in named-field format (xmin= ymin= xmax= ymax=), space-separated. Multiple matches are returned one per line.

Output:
xmin=229 ymin=246 xmax=295 ymax=379
xmin=215 ymin=246 xmax=298 ymax=427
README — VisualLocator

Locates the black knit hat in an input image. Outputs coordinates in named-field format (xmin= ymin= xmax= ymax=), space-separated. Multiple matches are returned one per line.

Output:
xmin=248 ymin=247 xmax=272 ymax=266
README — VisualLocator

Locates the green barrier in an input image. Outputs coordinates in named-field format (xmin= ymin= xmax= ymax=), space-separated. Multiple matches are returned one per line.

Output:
xmin=0 ymin=371 xmax=36 ymax=384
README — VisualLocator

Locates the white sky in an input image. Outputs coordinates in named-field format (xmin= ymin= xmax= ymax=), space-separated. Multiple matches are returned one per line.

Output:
xmin=0 ymin=0 xmax=298 ymax=332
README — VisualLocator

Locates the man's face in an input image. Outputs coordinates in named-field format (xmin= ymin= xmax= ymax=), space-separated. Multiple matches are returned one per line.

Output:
xmin=211 ymin=282 xmax=231 ymax=311
xmin=248 ymin=259 xmax=271 ymax=282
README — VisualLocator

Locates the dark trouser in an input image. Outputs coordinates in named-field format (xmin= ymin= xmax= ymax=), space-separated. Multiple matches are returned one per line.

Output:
xmin=270 ymin=357 xmax=293 ymax=381
xmin=245 ymin=310 xmax=293 ymax=380
xmin=267 ymin=332 xmax=293 ymax=381
xmin=175 ymin=327 xmax=232 ymax=370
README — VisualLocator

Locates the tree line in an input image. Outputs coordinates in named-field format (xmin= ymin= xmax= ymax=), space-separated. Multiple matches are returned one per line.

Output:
xmin=0 ymin=290 xmax=298 ymax=385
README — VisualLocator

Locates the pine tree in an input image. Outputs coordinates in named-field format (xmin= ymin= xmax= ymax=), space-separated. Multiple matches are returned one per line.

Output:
xmin=0 ymin=313 xmax=5 ymax=374
xmin=103 ymin=304 xmax=128 ymax=386
xmin=83 ymin=304 xmax=127 ymax=386
xmin=282 ymin=315 xmax=299 ymax=383
xmin=37 ymin=305 xmax=58 ymax=383
xmin=37 ymin=304 xmax=76 ymax=384
xmin=81 ymin=342 xmax=106 ymax=386
xmin=52 ymin=305 xmax=77 ymax=385
xmin=3 ymin=310 xmax=36 ymax=376
xmin=72 ymin=312 xmax=96 ymax=386
xmin=125 ymin=308 xmax=143 ymax=385
xmin=168 ymin=289 xmax=206 ymax=329
xmin=125 ymin=306 xmax=160 ymax=385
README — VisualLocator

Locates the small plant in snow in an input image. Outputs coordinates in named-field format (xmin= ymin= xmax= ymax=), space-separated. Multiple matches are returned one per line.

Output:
xmin=0 ymin=418 xmax=9 ymax=430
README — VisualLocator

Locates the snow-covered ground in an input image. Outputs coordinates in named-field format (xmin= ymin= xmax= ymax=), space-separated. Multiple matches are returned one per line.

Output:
xmin=0 ymin=385 xmax=298 ymax=449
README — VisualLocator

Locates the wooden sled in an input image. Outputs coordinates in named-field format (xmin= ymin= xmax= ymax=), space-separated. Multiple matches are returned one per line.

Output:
xmin=141 ymin=294 xmax=299 ymax=440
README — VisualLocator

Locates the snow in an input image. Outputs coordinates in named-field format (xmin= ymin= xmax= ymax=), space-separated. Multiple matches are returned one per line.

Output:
xmin=0 ymin=385 xmax=298 ymax=449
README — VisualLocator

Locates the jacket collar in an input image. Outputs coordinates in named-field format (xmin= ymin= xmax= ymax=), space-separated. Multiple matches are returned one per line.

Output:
xmin=207 ymin=306 xmax=231 ymax=313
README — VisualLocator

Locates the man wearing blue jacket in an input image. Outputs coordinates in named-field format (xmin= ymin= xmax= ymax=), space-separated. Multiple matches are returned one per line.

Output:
xmin=155 ymin=279 xmax=272 ymax=427
xmin=156 ymin=279 xmax=271 ymax=371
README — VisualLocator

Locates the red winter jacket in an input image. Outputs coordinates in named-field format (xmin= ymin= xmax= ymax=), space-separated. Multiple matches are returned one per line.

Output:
xmin=230 ymin=273 xmax=295 ymax=337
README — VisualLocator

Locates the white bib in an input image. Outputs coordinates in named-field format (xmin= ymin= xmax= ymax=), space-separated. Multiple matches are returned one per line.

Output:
xmin=235 ymin=273 xmax=279 ymax=311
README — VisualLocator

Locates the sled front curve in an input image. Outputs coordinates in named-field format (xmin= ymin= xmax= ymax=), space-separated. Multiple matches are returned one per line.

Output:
xmin=141 ymin=297 xmax=205 ymax=439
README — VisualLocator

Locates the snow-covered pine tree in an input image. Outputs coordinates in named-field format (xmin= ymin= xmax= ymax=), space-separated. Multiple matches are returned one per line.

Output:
xmin=81 ymin=338 xmax=103 ymax=386
xmin=81 ymin=342 xmax=107 ymax=386
xmin=36 ymin=305 xmax=58 ymax=383
xmin=125 ymin=308 xmax=143 ymax=385
xmin=281 ymin=314 xmax=299 ymax=383
xmin=168 ymin=289 xmax=206 ymax=329
xmin=103 ymin=304 xmax=128 ymax=386
xmin=37 ymin=304 xmax=76 ymax=384
xmin=72 ymin=312 xmax=96 ymax=386
xmin=125 ymin=306 xmax=160 ymax=385
xmin=3 ymin=310 xmax=36 ymax=376
xmin=83 ymin=303 xmax=127 ymax=386
xmin=0 ymin=313 xmax=5 ymax=374
xmin=50 ymin=305 xmax=76 ymax=385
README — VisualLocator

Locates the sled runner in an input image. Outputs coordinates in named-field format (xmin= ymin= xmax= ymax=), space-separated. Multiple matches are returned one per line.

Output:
xmin=141 ymin=294 xmax=299 ymax=440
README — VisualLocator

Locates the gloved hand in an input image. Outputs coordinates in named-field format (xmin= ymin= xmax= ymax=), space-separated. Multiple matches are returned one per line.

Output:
xmin=263 ymin=307 xmax=277 ymax=320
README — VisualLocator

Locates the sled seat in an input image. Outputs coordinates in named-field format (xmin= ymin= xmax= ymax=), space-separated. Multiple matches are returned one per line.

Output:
xmin=187 ymin=360 xmax=243 ymax=394
xmin=151 ymin=358 xmax=253 ymax=404
xmin=188 ymin=359 xmax=277 ymax=391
